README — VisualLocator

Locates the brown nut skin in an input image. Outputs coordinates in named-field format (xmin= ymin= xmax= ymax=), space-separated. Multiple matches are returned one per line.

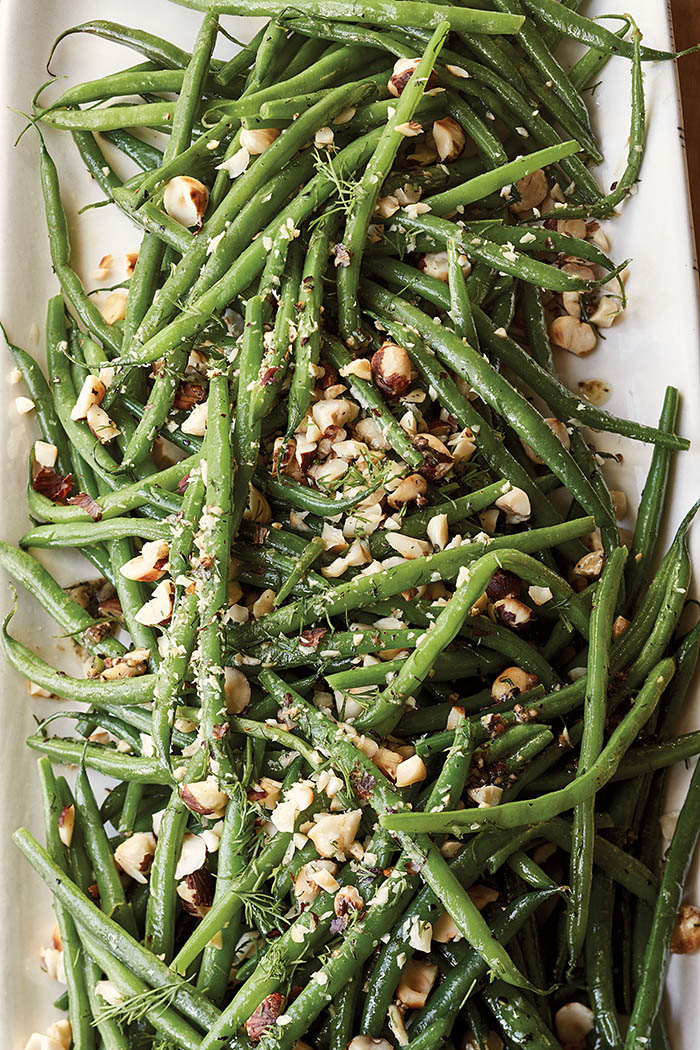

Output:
xmin=370 ymin=342 xmax=412 ymax=398
xmin=179 ymin=867 xmax=215 ymax=917
xmin=414 ymin=433 xmax=455 ymax=481
xmin=493 ymin=597 xmax=533 ymax=631
xmin=388 ymin=57 xmax=438 ymax=97
xmin=245 ymin=993 xmax=286 ymax=1042
xmin=486 ymin=569 xmax=522 ymax=602
xmin=317 ymin=363 xmax=340 ymax=390
xmin=670 ymin=904 xmax=700 ymax=954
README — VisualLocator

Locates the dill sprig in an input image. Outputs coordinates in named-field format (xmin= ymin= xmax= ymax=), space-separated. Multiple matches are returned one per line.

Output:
xmin=93 ymin=979 xmax=185 ymax=1027
xmin=312 ymin=148 xmax=365 ymax=220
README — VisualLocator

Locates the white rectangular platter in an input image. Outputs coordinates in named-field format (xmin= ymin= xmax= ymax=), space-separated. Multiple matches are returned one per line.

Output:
xmin=0 ymin=0 xmax=698 ymax=1045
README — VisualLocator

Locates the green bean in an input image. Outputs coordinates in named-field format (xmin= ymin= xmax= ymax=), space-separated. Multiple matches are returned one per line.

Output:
xmin=286 ymin=212 xmax=336 ymax=435
xmin=250 ymin=240 xmax=303 ymax=422
xmin=151 ymin=465 xmax=205 ymax=764
xmin=273 ymin=536 xmax=325 ymax=606
xmin=0 ymin=542 xmax=124 ymax=658
xmin=424 ymin=140 xmax=581 ymax=216
xmin=146 ymin=754 xmax=206 ymax=961
xmin=102 ymin=128 xmax=164 ymax=169
xmin=482 ymin=978 xmax=560 ymax=1049
xmin=520 ymin=281 xmax=555 ymax=376
xmin=38 ymin=69 xmax=199 ymax=115
xmin=2 ymin=329 xmax=72 ymax=474
xmin=568 ymin=546 xmax=627 ymax=967
xmin=263 ymin=672 xmax=545 ymax=994
xmin=42 ymin=101 xmax=188 ymax=132
xmin=338 ymin=22 xmax=450 ymax=346
xmin=585 ymin=872 xmax=623 ymax=1049
xmin=503 ymin=728 xmax=554 ymax=772
xmin=569 ymin=18 xmax=631 ymax=91
xmin=521 ymin=0 xmax=684 ymax=61
xmin=257 ymin=471 xmax=387 ymax=517
xmin=171 ymin=825 xmax=294 ymax=975
xmin=625 ymin=387 xmax=680 ymax=610
xmin=74 ymin=766 xmax=138 ymax=936
xmin=625 ymin=750 xmax=700 ymax=1048
xmin=598 ymin=730 xmax=700 ymax=782
xmin=196 ymin=790 xmax=252 ymax=1003
xmin=328 ymin=970 xmax=361 ymax=1050
xmin=355 ymin=549 xmax=585 ymax=735
xmin=13 ymin=829 xmax=225 ymax=1045
xmin=21 ymin=517 xmax=169 ymax=548
xmin=132 ymin=116 xmax=232 ymax=202
xmin=372 ymin=257 xmax=687 ymax=452
xmin=37 ymin=759 xmax=96 ymax=1050
xmin=1 ymin=614 xmax=155 ymax=703
xmin=506 ymin=849 xmax=557 ymax=891
xmin=382 ymin=657 xmax=675 ymax=834
xmin=227 ymin=516 xmax=593 ymax=650
xmin=230 ymin=296 xmax=263 ymax=544
xmin=541 ymin=27 xmax=645 ymax=219
xmin=199 ymin=373 xmax=234 ymax=752
xmin=327 ymin=649 xmax=500 ymax=692
xmin=446 ymin=237 xmax=479 ymax=348
xmin=28 ymin=734 xmax=172 ymax=783
xmin=361 ymin=282 xmax=615 ymax=523
xmin=47 ymin=19 xmax=217 ymax=74
xmin=412 ymin=889 xmax=560 ymax=1038
xmin=170 ymin=1 xmax=525 ymax=37
xmin=116 ymin=235 xmax=167 ymax=403
xmin=79 ymin=927 xmax=204 ymax=1050
xmin=39 ymin=148 xmax=124 ymax=356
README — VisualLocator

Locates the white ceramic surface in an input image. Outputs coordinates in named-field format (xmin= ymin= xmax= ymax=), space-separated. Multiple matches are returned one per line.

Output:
xmin=0 ymin=0 xmax=698 ymax=1044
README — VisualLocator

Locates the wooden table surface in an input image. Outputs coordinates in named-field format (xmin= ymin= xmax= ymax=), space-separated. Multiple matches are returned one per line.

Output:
xmin=670 ymin=0 xmax=700 ymax=261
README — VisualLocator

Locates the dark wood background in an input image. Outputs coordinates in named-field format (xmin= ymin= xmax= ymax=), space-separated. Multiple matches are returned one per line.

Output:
xmin=670 ymin=0 xmax=700 ymax=261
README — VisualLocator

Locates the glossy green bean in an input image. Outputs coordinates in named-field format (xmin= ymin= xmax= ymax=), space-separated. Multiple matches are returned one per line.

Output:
xmin=568 ymin=546 xmax=627 ymax=966
xmin=382 ymin=658 xmax=675 ymax=834
xmin=38 ymin=759 xmax=96 ymax=1050
xmin=337 ymin=21 xmax=450 ymax=345
xmin=625 ymin=751 xmax=700 ymax=1048
xmin=170 ymin=0 xmax=525 ymax=36
xmin=199 ymin=373 xmax=233 ymax=752
xmin=286 ymin=212 xmax=336 ymax=435
xmin=75 ymin=766 xmax=138 ymax=936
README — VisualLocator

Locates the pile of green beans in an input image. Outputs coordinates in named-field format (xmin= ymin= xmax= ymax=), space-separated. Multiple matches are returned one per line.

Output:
xmin=4 ymin=5 xmax=700 ymax=1050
